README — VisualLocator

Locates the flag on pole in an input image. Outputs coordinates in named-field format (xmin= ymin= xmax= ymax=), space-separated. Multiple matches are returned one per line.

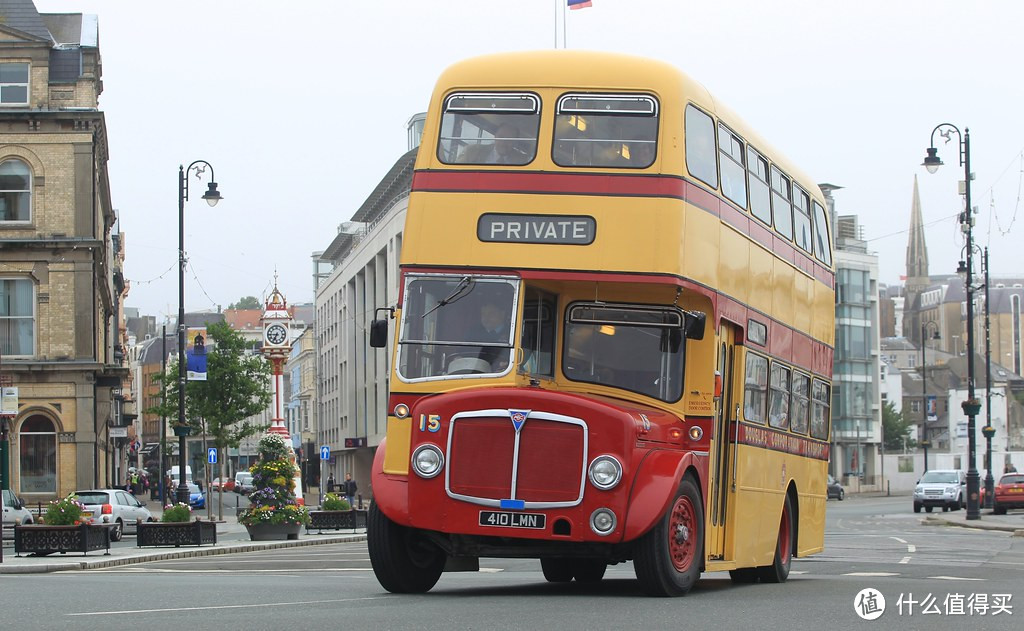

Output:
xmin=569 ymin=0 xmax=592 ymax=9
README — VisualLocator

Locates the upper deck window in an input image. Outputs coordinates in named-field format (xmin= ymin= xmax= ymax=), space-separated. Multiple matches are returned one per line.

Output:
xmin=793 ymin=185 xmax=812 ymax=253
xmin=770 ymin=166 xmax=793 ymax=240
xmin=718 ymin=124 xmax=747 ymax=208
xmin=684 ymin=105 xmax=718 ymax=188
xmin=438 ymin=93 xmax=540 ymax=165
xmin=812 ymin=201 xmax=833 ymax=266
xmin=562 ymin=302 xmax=684 ymax=402
xmin=553 ymin=94 xmax=658 ymax=168
xmin=747 ymin=148 xmax=772 ymax=226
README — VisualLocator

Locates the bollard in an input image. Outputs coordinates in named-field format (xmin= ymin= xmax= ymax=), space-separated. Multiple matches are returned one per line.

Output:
xmin=357 ymin=493 xmax=363 ymax=510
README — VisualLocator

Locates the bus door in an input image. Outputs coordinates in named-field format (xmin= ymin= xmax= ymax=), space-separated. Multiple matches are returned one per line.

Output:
xmin=707 ymin=322 xmax=738 ymax=561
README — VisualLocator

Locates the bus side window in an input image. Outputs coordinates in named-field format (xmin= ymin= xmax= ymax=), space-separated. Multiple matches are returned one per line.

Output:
xmin=770 ymin=166 xmax=793 ymax=240
xmin=685 ymin=104 xmax=718 ymax=188
xmin=520 ymin=288 xmax=556 ymax=377
xmin=743 ymin=352 xmax=768 ymax=424
xmin=718 ymin=124 xmax=747 ymax=208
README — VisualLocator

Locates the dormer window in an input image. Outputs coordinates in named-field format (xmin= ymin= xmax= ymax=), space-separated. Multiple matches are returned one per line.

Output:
xmin=1 ymin=63 xmax=29 ymax=105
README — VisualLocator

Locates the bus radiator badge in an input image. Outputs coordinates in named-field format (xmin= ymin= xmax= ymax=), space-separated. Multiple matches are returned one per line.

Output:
xmin=509 ymin=409 xmax=532 ymax=433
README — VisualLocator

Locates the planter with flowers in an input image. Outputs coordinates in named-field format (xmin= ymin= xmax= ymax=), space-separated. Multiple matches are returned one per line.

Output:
xmin=14 ymin=494 xmax=110 ymax=557
xmin=238 ymin=433 xmax=309 ymax=540
xmin=308 ymin=493 xmax=366 ymax=532
xmin=137 ymin=502 xmax=217 ymax=547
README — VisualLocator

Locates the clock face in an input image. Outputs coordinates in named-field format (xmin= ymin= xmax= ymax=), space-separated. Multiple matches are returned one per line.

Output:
xmin=265 ymin=324 xmax=287 ymax=346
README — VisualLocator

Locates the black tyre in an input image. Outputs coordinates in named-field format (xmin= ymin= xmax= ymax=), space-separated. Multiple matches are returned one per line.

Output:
xmin=993 ymin=503 xmax=1007 ymax=515
xmin=913 ymin=503 xmax=921 ymax=513
xmin=110 ymin=519 xmax=124 ymax=542
xmin=367 ymin=502 xmax=445 ymax=593
xmin=757 ymin=493 xmax=794 ymax=583
xmin=925 ymin=506 xmax=933 ymax=513
xmin=633 ymin=475 xmax=704 ymax=597
xmin=541 ymin=558 xmax=573 ymax=583
xmin=572 ymin=558 xmax=608 ymax=584
xmin=838 ymin=489 xmax=844 ymax=501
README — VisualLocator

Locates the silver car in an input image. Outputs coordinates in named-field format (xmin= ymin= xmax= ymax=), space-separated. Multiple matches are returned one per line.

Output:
xmin=913 ymin=469 xmax=966 ymax=513
xmin=74 ymin=489 xmax=155 ymax=541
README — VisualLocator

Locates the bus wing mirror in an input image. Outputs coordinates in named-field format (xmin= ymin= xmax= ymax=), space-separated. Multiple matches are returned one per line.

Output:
xmin=684 ymin=311 xmax=706 ymax=340
xmin=369 ymin=319 xmax=389 ymax=348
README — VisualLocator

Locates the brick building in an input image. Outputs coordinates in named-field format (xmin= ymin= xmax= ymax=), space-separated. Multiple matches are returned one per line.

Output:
xmin=1 ymin=0 xmax=128 ymax=499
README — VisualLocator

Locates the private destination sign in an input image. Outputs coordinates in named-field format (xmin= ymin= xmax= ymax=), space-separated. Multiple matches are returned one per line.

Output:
xmin=477 ymin=213 xmax=596 ymax=245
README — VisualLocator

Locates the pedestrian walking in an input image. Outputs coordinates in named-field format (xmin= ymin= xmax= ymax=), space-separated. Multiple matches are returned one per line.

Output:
xmin=342 ymin=473 xmax=357 ymax=507
xmin=326 ymin=473 xmax=336 ymax=493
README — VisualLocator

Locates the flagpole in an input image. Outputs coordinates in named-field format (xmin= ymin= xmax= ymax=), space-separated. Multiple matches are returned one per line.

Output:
xmin=554 ymin=0 xmax=559 ymax=48
xmin=563 ymin=1 xmax=568 ymax=48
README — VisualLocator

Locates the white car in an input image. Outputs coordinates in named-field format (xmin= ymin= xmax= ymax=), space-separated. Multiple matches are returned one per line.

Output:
xmin=912 ymin=469 xmax=966 ymax=513
xmin=74 ymin=489 xmax=155 ymax=541
xmin=3 ymin=489 xmax=35 ymax=538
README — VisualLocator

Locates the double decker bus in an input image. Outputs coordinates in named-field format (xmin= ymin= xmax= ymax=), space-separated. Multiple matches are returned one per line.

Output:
xmin=367 ymin=51 xmax=834 ymax=597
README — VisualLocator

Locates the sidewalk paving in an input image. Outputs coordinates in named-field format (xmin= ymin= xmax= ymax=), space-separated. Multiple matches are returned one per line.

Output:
xmin=1 ymin=502 xmax=366 ymax=574
xmin=921 ymin=506 xmax=1024 ymax=535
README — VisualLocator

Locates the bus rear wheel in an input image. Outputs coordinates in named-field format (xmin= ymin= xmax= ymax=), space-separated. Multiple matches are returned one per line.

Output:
xmin=634 ymin=475 xmax=704 ymax=597
xmin=541 ymin=558 xmax=573 ymax=583
xmin=367 ymin=502 xmax=445 ymax=593
xmin=572 ymin=559 xmax=608 ymax=583
xmin=757 ymin=493 xmax=794 ymax=583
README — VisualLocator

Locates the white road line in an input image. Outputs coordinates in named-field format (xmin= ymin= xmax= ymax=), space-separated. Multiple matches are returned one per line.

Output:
xmin=929 ymin=576 xmax=986 ymax=581
xmin=899 ymin=556 xmax=911 ymax=564
xmin=67 ymin=596 xmax=390 ymax=617
xmin=907 ymin=545 xmax=916 ymax=553
xmin=844 ymin=572 xmax=900 ymax=577
xmin=890 ymin=537 xmax=908 ymax=544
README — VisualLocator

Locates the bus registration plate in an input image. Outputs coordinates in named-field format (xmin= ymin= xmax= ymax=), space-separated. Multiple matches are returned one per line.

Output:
xmin=479 ymin=510 xmax=546 ymax=530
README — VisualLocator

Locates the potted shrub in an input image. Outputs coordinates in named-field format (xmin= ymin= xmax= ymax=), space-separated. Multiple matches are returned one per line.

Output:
xmin=309 ymin=493 xmax=359 ymax=532
xmin=137 ymin=502 xmax=217 ymax=547
xmin=238 ymin=433 xmax=309 ymax=540
xmin=14 ymin=494 xmax=110 ymax=556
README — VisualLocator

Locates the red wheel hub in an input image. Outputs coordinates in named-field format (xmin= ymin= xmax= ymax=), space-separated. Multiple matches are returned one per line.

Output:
xmin=779 ymin=501 xmax=791 ymax=562
xmin=668 ymin=495 xmax=697 ymax=572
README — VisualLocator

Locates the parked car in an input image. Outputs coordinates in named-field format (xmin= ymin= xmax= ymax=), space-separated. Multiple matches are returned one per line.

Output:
xmin=210 ymin=477 xmax=235 ymax=492
xmin=827 ymin=475 xmax=845 ymax=501
xmin=234 ymin=471 xmax=254 ymax=494
xmin=990 ymin=473 xmax=1024 ymax=515
xmin=187 ymin=483 xmax=206 ymax=509
xmin=3 ymin=489 xmax=35 ymax=538
xmin=912 ymin=469 xmax=966 ymax=513
xmin=74 ymin=489 xmax=154 ymax=541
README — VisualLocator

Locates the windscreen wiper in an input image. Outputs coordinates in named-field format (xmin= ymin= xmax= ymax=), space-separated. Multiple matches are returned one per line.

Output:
xmin=422 ymin=276 xmax=474 ymax=318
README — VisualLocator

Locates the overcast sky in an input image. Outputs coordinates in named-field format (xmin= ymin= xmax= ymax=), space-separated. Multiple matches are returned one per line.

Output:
xmin=34 ymin=0 xmax=1024 ymax=321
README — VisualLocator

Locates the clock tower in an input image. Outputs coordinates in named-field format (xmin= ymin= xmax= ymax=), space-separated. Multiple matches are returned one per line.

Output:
xmin=260 ymin=280 xmax=304 ymax=504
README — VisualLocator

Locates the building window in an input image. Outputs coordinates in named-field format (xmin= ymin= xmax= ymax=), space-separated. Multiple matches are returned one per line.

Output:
xmin=0 ymin=63 xmax=29 ymax=105
xmin=1 ymin=278 xmax=34 ymax=355
xmin=0 ymin=159 xmax=32 ymax=222
xmin=19 ymin=415 xmax=57 ymax=494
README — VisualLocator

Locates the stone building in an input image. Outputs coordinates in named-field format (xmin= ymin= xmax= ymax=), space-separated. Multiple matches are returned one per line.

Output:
xmin=1 ymin=1 xmax=128 ymax=499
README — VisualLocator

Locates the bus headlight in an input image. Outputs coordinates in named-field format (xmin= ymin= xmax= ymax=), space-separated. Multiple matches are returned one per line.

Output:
xmin=588 ymin=455 xmax=622 ymax=490
xmin=590 ymin=508 xmax=617 ymax=536
xmin=411 ymin=444 xmax=444 ymax=479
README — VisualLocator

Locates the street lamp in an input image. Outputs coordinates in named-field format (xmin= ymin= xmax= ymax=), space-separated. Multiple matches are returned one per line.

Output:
xmin=922 ymin=123 xmax=980 ymax=520
xmin=980 ymin=247 xmax=995 ymax=508
xmin=920 ymin=321 xmax=940 ymax=473
xmin=176 ymin=161 xmax=222 ymax=506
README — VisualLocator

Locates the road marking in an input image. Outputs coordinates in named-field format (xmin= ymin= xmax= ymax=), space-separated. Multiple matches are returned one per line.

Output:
xmin=899 ymin=556 xmax=911 ymax=564
xmin=929 ymin=575 xmax=986 ymax=581
xmin=907 ymin=545 xmax=916 ymax=553
xmin=844 ymin=572 xmax=900 ymax=577
xmin=92 ymin=568 xmax=375 ymax=574
xmin=67 ymin=596 xmax=391 ymax=617
xmin=890 ymin=537 xmax=907 ymax=544
xmin=479 ymin=568 xmax=504 ymax=573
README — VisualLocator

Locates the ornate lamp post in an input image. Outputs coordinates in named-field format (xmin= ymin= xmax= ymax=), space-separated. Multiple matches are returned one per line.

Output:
xmin=981 ymin=247 xmax=995 ymax=508
xmin=176 ymin=161 xmax=222 ymax=505
xmin=922 ymin=124 xmax=980 ymax=520
xmin=920 ymin=321 xmax=940 ymax=473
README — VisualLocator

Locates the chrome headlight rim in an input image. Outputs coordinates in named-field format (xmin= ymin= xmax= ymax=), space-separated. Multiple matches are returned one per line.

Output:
xmin=589 ymin=508 xmax=617 ymax=536
xmin=588 ymin=455 xmax=623 ymax=490
xmin=411 ymin=444 xmax=444 ymax=479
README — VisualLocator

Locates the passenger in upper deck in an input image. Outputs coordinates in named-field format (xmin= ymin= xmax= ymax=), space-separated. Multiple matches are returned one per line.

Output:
xmin=459 ymin=123 xmax=528 ymax=165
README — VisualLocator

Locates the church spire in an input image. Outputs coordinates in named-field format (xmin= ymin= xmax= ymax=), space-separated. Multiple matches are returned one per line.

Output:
xmin=906 ymin=175 xmax=929 ymax=284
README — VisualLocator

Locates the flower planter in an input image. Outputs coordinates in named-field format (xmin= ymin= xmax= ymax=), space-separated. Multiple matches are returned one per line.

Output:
xmin=13 ymin=522 xmax=111 ymax=557
xmin=137 ymin=520 xmax=217 ymax=547
xmin=245 ymin=523 xmax=302 ymax=541
xmin=307 ymin=509 xmax=368 ymax=533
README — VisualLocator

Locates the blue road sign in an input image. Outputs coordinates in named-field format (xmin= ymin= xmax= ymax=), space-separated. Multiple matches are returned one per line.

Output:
xmin=208 ymin=447 xmax=217 ymax=464
xmin=320 ymin=445 xmax=330 ymax=461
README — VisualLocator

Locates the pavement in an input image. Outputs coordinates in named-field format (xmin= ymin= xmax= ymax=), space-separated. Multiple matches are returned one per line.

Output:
xmin=0 ymin=501 xmax=366 ymax=574
xmin=921 ymin=505 xmax=1024 ymax=535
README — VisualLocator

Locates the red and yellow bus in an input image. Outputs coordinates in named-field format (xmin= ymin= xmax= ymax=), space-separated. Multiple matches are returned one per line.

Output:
xmin=367 ymin=51 xmax=834 ymax=597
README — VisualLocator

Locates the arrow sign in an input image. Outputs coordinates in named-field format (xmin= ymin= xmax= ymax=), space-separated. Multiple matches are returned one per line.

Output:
xmin=208 ymin=447 xmax=217 ymax=464
xmin=320 ymin=445 xmax=330 ymax=461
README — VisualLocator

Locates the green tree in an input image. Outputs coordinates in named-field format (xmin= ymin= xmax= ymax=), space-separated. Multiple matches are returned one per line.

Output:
xmin=146 ymin=321 xmax=272 ymax=518
xmin=882 ymin=400 xmax=916 ymax=452
xmin=228 ymin=296 xmax=261 ymax=310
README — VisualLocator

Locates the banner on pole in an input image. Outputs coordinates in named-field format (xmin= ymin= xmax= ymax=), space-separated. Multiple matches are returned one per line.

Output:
xmin=186 ymin=327 xmax=208 ymax=381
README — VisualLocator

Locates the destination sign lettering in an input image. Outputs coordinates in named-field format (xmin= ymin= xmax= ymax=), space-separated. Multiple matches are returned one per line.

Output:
xmin=478 ymin=213 xmax=595 ymax=245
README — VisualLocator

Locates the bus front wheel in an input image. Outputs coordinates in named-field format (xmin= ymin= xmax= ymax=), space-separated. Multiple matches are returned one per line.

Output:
xmin=367 ymin=502 xmax=445 ymax=593
xmin=633 ymin=475 xmax=704 ymax=597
